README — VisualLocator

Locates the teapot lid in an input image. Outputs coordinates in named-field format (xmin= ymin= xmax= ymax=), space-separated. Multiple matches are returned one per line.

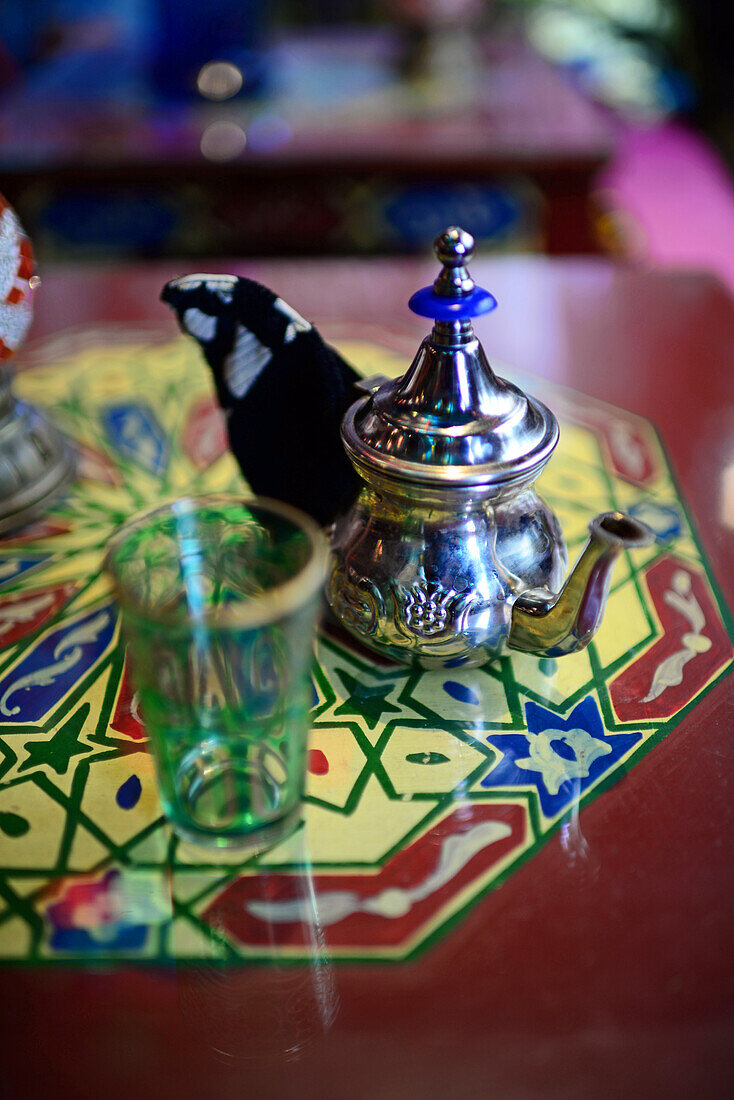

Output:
xmin=342 ymin=227 xmax=559 ymax=491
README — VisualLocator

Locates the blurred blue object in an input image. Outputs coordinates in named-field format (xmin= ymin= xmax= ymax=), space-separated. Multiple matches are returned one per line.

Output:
xmin=385 ymin=184 xmax=521 ymax=249
xmin=0 ymin=0 xmax=148 ymax=103
xmin=38 ymin=189 xmax=179 ymax=254
xmin=149 ymin=0 xmax=268 ymax=101
xmin=0 ymin=1 xmax=268 ymax=104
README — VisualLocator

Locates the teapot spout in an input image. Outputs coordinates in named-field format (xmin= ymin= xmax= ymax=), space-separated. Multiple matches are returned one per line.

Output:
xmin=508 ymin=512 xmax=654 ymax=657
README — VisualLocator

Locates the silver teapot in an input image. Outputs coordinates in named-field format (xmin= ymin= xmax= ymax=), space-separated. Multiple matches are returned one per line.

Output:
xmin=327 ymin=227 xmax=653 ymax=669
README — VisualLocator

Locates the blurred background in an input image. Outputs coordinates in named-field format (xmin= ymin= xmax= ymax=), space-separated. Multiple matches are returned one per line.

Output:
xmin=1 ymin=0 xmax=732 ymax=287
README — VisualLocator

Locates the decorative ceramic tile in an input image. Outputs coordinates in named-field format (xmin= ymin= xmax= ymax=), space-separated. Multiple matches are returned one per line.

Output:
xmin=0 ymin=332 xmax=730 ymax=963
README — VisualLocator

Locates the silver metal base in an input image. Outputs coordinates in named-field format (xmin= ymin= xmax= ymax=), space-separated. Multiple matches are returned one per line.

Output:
xmin=0 ymin=377 xmax=75 ymax=535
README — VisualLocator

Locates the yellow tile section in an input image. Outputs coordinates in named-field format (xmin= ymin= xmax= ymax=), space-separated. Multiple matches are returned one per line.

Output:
xmin=80 ymin=753 xmax=161 ymax=847
xmin=262 ymin=776 xmax=436 ymax=866
xmin=169 ymin=917 xmax=226 ymax=957
xmin=511 ymin=647 xmax=594 ymax=707
xmin=0 ymin=781 xmax=66 ymax=869
xmin=380 ymin=726 xmax=490 ymax=796
xmin=306 ymin=725 xmax=369 ymax=809
xmin=407 ymin=667 xmax=511 ymax=725
xmin=335 ymin=340 xmax=408 ymax=380
xmin=127 ymin=824 xmax=170 ymax=863
xmin=556 ymin=419 xmax=602 ymax=467
xmin=594 ymin=578 xmax=654 ymax=669
xmin=67 ymin=825 xmax=110 ymax=871
xmin=172 ymin=870 xmax=228 ymax=904
xmin=6 ymin=876 xmax=48 ymax=897
xmin=538 ymin=452 xmax=612 ymax=511
xmin=554 ymin=509 xmax=595 ymax=547
xmin=26 ymin=552 xmax=108 ymax=590
xmin=0 ymin=916 xmax=31 ymax=956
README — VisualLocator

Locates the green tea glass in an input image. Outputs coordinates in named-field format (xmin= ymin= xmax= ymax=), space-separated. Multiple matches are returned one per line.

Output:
xmin=105 ymin=495 xmax=326 ymax=852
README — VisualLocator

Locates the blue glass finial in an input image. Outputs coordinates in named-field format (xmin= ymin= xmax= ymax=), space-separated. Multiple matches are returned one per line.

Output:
xmin=408 ymin=227 xmax=498 ymax=321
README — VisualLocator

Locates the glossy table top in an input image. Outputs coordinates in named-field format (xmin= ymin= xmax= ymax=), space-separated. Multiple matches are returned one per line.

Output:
xmin=3 ymin=255 xmax=734 ymax=1098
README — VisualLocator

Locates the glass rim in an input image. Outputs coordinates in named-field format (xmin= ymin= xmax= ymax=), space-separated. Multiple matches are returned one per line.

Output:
xmin=104 ymin=493 xmax=327 ymax=630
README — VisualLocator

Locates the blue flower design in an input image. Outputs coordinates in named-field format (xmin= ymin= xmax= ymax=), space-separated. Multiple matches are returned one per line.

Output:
xmin=482 ymin=695 xmax=641 ymax=818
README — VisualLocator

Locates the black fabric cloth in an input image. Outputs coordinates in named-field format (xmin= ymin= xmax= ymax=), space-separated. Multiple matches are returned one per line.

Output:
xmin=161 ymin=274 xmax=361 ymax=526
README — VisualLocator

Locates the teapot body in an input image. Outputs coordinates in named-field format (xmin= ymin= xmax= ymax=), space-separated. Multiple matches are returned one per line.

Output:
xmin=326 ymin=226 xmax=652 ymax=666
xmin=328 ymin=475 xmax=568 ymax=668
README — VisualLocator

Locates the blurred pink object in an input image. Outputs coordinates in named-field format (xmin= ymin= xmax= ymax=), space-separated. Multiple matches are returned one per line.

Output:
xmin=599 ymin=124 xmax=734 ymax=294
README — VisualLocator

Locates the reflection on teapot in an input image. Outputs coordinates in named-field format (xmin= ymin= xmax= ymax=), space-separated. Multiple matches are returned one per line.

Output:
xmin=328 ymin=227 xmax=653 ymax=669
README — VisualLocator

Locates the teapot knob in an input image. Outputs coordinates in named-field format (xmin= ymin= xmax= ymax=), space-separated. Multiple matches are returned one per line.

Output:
xmin=433 ymin=226 xmax=476 ymax=296
xmin=408 ymin=224 xmax=497 ymax=321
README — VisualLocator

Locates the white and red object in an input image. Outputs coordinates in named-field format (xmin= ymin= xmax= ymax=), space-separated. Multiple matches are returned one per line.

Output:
xmin=0 ymin=193 xmax=35 ymax=361
xmin=0 ymin=192 xmax=74 ymax=533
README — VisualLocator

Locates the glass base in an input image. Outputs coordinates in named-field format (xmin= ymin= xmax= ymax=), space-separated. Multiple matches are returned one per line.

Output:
xmin=168 ymin=804 xmax=302 ymax=855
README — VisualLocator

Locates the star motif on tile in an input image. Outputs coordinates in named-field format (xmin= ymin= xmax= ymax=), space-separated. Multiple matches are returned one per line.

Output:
xmin=20 ymin=703 xmax=93 ymax=775
xmin=2 ymin=700 xmax=112 ymax=789
xmin=333 ymin=668 xmax=402 ymax=730
xmin=514 ymin=725 xmax=612 ymax=795
xmin=482 ymin=695 xmax=642 ymax=820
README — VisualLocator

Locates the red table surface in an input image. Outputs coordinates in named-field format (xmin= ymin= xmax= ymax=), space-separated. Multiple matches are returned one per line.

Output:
xmin=3 ymin=256 xmax=734 ymax=1098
